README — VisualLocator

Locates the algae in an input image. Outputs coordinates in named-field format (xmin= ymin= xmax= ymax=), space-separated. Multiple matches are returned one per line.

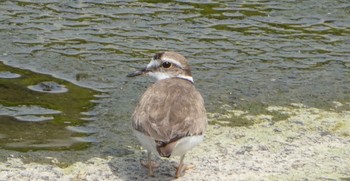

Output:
xmin=209 ymin=103 xmax=290 ymax=127
xmin=0 ymin=61 xmax=99 ymax=151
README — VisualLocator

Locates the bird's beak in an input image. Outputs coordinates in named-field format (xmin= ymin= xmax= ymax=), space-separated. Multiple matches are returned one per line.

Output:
xmin=127 ymin=67 xmax=149 ymax=77
xmin=127 ymin=59 xmax=159 ymax=77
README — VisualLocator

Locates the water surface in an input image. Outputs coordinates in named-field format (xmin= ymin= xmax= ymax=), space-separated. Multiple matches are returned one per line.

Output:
xmin=0 ymin=0 xmax=349 ymax=154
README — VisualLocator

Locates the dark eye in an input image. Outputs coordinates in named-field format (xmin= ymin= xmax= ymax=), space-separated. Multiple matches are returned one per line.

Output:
xmin=162 ymin=61 xmax=172 ymax=68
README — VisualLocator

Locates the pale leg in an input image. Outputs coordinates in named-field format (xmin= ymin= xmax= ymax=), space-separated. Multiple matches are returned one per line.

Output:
xmin=140 ymin=151 xmax=159 ymax=176
xmin=175 ymin=154 xmax=195 ymax=178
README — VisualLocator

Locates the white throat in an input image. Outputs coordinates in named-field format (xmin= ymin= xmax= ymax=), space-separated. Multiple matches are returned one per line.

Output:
xmin=148 ymin=72 xmax=171 ymax=80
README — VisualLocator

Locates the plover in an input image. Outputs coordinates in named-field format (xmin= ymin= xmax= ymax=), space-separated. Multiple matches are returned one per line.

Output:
xmin=127 ymin=52 xmax=207 ymax=178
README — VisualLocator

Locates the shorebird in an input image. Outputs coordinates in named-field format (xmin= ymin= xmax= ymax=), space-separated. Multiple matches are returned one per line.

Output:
xmin=127 ymin=52 xmax=207 ymax=178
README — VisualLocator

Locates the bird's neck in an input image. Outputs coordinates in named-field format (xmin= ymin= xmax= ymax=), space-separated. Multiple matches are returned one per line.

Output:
xmin=149 ymin=72 xmax=194 ymax=83
xmin=176 ymin=74 xmax=194 ymax=83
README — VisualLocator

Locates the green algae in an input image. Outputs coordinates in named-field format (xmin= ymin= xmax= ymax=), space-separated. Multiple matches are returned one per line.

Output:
xmin=0 ymin=61 xmax=99 ymax=151
xmin=208 ymin=103 xmax=290 ymax=127
xmin=209 ymin=102 xmax=350 ymax=139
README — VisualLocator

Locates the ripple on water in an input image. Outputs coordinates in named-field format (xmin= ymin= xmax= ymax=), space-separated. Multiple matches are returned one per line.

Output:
xmin=0 ymin=71 xmax=21 ymax=79
xmin=66 ymin=126 xmax=97 ymax=134
xmin=27 ymin=81 xmax=68 ymax=93
xmin=2 ymin=104 xmax=60 ymax=113
xmin=72 ymin=136 xmax=98 ymax=143
xmin=4 ymin=138 xmax=94 ymax=149
xmin=14 ymin=115 xmax=54 ymax=122
xmin=0 ymin=105 xmax=61 ymax=117
xmin=79 ymin=111 xmax=98 ymax=121
xmin=0 ymin=134 xmax=7 ymax=139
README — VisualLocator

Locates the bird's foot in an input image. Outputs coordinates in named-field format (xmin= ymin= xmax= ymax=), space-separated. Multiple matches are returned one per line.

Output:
xmin=174 ymin=164 xmax=195 ymax=178
xmin=140 ymin=160 xmax=160 ymax=177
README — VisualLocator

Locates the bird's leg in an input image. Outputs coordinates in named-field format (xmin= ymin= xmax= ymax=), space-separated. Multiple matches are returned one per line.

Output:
xmin=140 ymin=151 xmax=159 ymax=177
xmin=175 ymin=154 xmax=195 ymax=178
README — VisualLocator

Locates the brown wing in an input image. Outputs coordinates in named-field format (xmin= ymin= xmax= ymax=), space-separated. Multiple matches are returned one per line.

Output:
xmin=132 ymin=78 xmax=207 ymax=143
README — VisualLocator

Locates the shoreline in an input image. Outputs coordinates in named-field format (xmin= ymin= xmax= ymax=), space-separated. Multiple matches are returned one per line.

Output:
xmin=1 ymin=103 xmax=349 ymax=180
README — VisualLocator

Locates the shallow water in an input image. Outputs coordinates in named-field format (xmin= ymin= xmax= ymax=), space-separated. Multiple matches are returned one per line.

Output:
xmin=0 ymin=62 xmax=98 ymax=151
xmin=0 ymin=0 xmax=349 ymax=152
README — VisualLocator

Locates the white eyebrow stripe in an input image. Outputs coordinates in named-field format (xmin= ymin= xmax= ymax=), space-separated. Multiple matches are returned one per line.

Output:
xmin=161 ymin=57 xmax=183 ymax=69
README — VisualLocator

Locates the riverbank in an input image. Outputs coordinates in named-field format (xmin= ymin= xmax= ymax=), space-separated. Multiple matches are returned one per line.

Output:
xmin=1 ymin=103 xmax=349 ymax=181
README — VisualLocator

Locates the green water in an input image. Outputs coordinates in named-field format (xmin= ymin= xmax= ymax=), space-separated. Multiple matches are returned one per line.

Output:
xmin=0 ymin=0 xmax=349 ymax=157
xmin=0 ymin=61 xmax=98 ymax=151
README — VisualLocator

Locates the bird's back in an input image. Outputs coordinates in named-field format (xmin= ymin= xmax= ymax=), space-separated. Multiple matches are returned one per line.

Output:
xmin=132 ymin=78 xmax=207 ymax=144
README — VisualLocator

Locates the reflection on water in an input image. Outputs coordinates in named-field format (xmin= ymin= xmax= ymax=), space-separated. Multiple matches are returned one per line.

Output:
xmin=0 ymin=1 xmax=349 ymax=152
xmin=0 ymin=62 xmax=98 ymax=151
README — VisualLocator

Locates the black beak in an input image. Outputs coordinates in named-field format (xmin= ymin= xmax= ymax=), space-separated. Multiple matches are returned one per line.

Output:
xmin=127 ymin=67 xmax=148 ymax=77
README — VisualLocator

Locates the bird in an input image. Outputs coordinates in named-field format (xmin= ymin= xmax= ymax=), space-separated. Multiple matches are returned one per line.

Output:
xmin=127 ymin=51 xmax=207 ymax=178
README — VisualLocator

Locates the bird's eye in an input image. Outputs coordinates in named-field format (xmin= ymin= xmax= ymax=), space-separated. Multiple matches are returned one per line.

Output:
xmin=162 ymin=61 xmax=172 ymax=68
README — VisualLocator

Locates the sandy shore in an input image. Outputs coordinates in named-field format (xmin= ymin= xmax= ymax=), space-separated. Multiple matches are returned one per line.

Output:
xmin=1 ymin=103 xmax=350 ymax=181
